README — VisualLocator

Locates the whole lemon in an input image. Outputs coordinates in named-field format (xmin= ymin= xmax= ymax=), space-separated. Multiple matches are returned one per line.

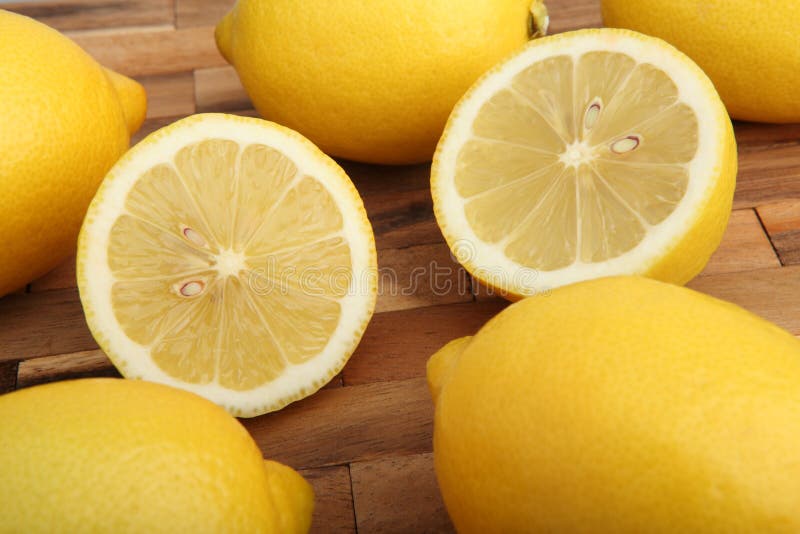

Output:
xmin=0 ymin=10 xmax=146 ymax=297
xmin=601 ymin=1 xmax=800 ymax=123
xmin=0 ymin=379 xmax=314 ymax=533
xmin=428 ymin=276 xmax=800 ymax=532
xmin=215 ymin=0 xmax=548 ymax=164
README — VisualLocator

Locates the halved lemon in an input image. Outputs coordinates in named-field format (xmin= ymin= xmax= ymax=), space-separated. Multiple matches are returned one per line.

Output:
xmin=78 ymin=114 xmax=377 ymax=417
xmin=432 ymin=29 xmax=737 ymax=299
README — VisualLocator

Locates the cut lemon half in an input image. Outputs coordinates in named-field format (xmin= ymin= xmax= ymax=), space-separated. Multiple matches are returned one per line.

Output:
xmin=432 ymin=29 xmax=737 ymax=299
xmin=78 ymin=114 xmax=377 ymax=417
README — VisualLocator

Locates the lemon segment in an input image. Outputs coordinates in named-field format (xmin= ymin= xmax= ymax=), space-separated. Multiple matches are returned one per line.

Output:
xmin=432 ymin=29 xmax=736 ymax=298
xmin=78 ymin=114 xmax=377 ymax=417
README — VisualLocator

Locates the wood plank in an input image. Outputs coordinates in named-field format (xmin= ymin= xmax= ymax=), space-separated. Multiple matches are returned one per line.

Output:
xmin=735 ymin=144 xmax=800 ymax=208
xmin=139 ymin=72 xmax=196 ymax=119
xmin=699 ymin=209 xmax=779 ymax=276
xmin=351 ymin=453 xmax=453 ymax=534
xmin=300 ymin=466 xmax=356 ymax=534
xmin=16 ymin=350 xmax=117 ymax=389
xmin=734 ymin=121 xmax=800 ymax=152
xmin=344 ymin=300 xmax=506 ymax=386
xmin=176 ymin=0 xmax=235 ymax=29
xmin=688 ymin=266 xmax=800 ymax=335
xmin=5 ymin=0 xmax=173 ymax=32
xmin=244 ymin=378 xmax=433 ymax=469
xmin=0 ymin=361 xmax=18 ymax=395
xmin=548 ymin=0 xmax=602 ymax=34
xmin=343 ymin=162 xmax=430 ymax=199
xmin=0 ymin=289 xmax=96 ymax=363
xmin=194 ymin=66 xmax=251 ymax=112
xmin=757 ymin=200 xmax=800 ymax=265
xmin=363 ymin=187 xmax=441 ymax=251
xmin=29 ymin=254 xmax=77 ymax=292
xmin=71 ymin=26 xmax=225 ymax=78
xmin=376 ymin=243 xmax=472 ymax=314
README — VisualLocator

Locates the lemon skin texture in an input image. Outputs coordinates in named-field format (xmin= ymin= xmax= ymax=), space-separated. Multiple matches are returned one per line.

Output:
xmin=215 ymin=0 xmax=542 ymax=164
xmin=0 ymin=10 xmax=146 ymax=297
xmin=602 ymin=0 xmax=800 ymax=122
xmin=428 ymin=276 xmax=800 ymax=533
xmin=0 ymin=378 xmax=314 ymax=533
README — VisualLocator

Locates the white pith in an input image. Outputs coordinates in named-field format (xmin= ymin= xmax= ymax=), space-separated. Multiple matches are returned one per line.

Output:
xmin=78 ymin=114 xmax=376 ymax=416
xmin=433 ymin=31 xmax=727 ymax=295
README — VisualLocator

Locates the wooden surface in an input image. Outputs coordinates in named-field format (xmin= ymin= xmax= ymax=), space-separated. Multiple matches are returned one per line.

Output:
xmin=1 ymin=0 xmax=799 ymax=531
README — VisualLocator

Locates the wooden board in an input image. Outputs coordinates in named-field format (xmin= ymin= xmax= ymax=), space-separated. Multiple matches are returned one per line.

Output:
xmin=2 ymin=0 xmax=799 ymax=531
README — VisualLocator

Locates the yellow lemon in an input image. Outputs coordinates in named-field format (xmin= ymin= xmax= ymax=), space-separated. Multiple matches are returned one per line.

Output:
xmin=0 ymin=378 xmax=313 ymax=533
xmin=428 ymin=276 xmax=800 ymax=533
xmin=215 ymin=0 xmax=549 ymax=164
xmin=432 ymin=29 xmax=736 ymax=299
xmin=78 ymin=114 xmax=377 ymax=417
xmin=602 ymin=0 xmax=800 ymax=123
xmin=0 ymin=10 xmax=146 ymax=297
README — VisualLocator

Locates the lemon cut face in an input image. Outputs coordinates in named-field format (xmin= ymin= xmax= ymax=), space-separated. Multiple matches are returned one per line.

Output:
xmin=432 ymin=29 xmax=736 ymax=298
xmin=78 ymin=114 xmax=377 ymax=417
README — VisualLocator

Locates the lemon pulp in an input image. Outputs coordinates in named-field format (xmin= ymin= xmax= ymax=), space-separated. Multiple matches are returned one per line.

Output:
xmin=109 ymin=139 xmax=351 ymax=390
xmin=79 ymin=114 xmax=377 ymax=416
xmin=458 ymin=51 xmax=697 ymax=271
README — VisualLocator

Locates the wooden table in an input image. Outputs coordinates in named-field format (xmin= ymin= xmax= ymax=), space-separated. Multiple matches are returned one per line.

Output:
xmin=1 ymin=0 xmax=799 ymax=531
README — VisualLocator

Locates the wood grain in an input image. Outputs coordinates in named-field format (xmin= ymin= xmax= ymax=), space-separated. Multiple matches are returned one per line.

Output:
xmin=175 ymin=0 xmax=234 ymax=29
xmin=29 ymin=255 xmax=77 ymax=292
xmin=699 ymin=209 xmax=779 ymax=276
xmin=300 ymin=466 xmax=357 ymax=534
xmin=548 ymin=0 xmax=602 ymax=34
xmin=735 ymin=145 xmax=800 ymax=208
xmin=194 ymin=66 xmax=251 ymax=112
xmin=734 ymin=122 xmax=800 ymax=152
xmin=363 ymin=186 xmax=441 ymax=251
xmin=375 ymin=244 xmax=472 ymax=314
xmin=0 ymin=289 xmax=96 ymax=363
xmin=351 ymin=453 xmax=453 ymax=534
xmin=244 ymin=378 xmax=433 ymax=469
xmin=344 ymin=300 xmax=506 ymax=386
xmin=0 ymin=361 xmax=18 ymax=394
xmin=140 ymin=72 xmax=196 ymax=119
xmin=71 ymin=26 xmax=225 ymax=78
xmin=757 ymin=201 xmax=800 ymax=265
xmin=16 ymin=350 xmax=116 ymax=389
xmin=688 ymin=265 xmax=800 ymax=335
xmin=5 ymin=0 xmax=173 ymax=31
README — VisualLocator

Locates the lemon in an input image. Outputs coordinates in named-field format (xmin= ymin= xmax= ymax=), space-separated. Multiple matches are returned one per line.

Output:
xmin=77 ymin=114 xmax=377 ymax=417
xmin=0 ymin=378 xmax=313 ymax=533
xmin=0 ymin=10 xmax=146 ymax=297
xmin=602 ymin=0 xmax=800 ymax=123
xmin=431 ymin=29 xmax=737 ymax=299
xmin=215 ymin=0 xmax=550 ymax=164
xmin=428 ymin=276 xmax=800 ymax=533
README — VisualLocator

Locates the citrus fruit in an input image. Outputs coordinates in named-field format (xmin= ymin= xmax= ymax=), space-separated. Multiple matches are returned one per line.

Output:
xmin=0 ymin=10 xmax=146 ymax=297
xmin=0 ymin=378 xmax=313 ymax=533
xmin=428 ymin=276 xmax=800 ymax=533
xmin=432 ymin=28 xmax=737 ymax=299
xmin=602 ymin=0 xmax=800 ymax=123
xmin=77 ymin=114 xmax=377 ymax=417
xmin=215 ymin=0 xmax=550 ymax=164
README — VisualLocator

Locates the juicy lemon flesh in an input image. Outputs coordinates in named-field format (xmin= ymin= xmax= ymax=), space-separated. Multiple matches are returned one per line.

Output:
xmin=108 ymin=139 xmax=350 ymax=391
xmin=456 ymin=51 xmax=698 ymax=271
